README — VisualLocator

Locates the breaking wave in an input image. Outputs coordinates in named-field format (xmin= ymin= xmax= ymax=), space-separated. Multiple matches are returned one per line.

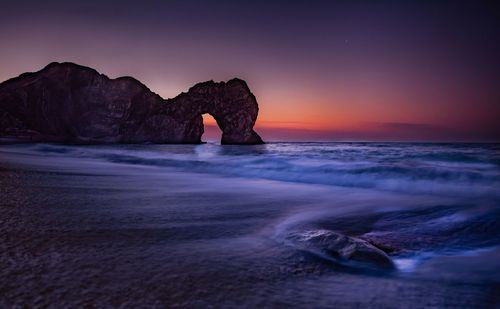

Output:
xmin=27 ymin=142 xmax=500 ymax=198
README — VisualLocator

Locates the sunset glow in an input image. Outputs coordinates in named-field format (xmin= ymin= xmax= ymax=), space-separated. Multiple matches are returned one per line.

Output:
xmin=1 ymin=1 xmax=499 ymax=141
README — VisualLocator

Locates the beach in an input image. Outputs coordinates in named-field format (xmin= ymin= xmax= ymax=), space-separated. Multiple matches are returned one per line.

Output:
xmin=1 ymin=143 xmax=499 ymax=307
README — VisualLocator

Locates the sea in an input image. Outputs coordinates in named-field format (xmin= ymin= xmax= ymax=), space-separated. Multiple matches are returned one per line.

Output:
xmin=0 ymin=142 xmax=499 ymax=307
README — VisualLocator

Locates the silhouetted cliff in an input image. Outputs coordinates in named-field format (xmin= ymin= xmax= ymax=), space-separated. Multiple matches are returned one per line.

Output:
xmin=0 ymin=62 xmax=264 ymax=144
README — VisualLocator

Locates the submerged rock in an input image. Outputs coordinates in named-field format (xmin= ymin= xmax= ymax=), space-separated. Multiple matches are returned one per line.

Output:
xmin=285 ymin=230 xmax=395 ymax=270
xmin=0 ymin=62 xmax=264 ymax=145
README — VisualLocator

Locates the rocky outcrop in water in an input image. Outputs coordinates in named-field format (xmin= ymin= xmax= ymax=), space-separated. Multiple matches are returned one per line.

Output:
xmin=286 ymin=230 xmax=395 ymax=270
xmin=0 ymin=62 xmax=264 ymax=144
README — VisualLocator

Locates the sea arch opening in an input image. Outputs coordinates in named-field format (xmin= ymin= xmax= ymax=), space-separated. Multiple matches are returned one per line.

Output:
xmin=201 ymin=113 xmax=223 ymax=143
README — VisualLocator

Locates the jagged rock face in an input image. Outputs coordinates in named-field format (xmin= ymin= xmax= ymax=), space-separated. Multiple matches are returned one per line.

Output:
xmin=0 ymin=62 xmax=264 ymax=144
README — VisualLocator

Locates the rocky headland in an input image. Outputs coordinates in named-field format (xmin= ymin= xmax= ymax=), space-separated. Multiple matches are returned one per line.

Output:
xmin=0 ymin=62 xmax=264 ymax=144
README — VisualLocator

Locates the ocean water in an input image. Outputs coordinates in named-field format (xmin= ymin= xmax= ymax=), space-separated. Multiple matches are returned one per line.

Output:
xmin=18 ymin=142 xmax=500 ymax=197
xmin=1 ymin=142 xmax=499 ymax=307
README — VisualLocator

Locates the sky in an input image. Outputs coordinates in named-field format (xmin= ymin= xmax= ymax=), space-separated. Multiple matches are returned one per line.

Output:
xmin=1 ymin=0 xmax=499 ymax=141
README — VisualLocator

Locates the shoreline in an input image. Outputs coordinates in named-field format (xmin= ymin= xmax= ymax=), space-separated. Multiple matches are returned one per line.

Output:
xmin=1 ymin=144 xmax=498 ymax=307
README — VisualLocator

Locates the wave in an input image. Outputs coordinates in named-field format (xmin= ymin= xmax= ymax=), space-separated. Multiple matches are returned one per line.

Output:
xmin=271 ymin=202 xmax=500 ymax=272
xmin=13 ymin=142 xmax=497 ymax=198
xmin=3 ymin=142 xmax=499 ymax=274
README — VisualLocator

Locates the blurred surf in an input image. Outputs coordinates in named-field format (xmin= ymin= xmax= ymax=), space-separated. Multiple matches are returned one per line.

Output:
xmin=23 ymin=142 xmax=500 ymax=198
xmin=1 ymin=142 xmax=499 ymax=274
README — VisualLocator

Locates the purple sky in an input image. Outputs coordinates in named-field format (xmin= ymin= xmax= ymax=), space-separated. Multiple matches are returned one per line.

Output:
xmin=1 ymin=1 xmax=499 ymax=141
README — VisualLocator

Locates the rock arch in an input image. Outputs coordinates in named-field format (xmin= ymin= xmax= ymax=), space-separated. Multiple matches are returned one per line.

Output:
xmin=165 ymin=78 xmax=264 ymax=144
xmin=0 ymin=62 xmax=264 ymax=145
